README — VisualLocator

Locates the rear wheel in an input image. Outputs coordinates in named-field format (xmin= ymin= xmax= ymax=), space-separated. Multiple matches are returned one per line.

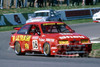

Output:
xmin=43 ymin=43 xmax=50 ymax=56
xmin=14 ymin=42 xmax=25 ymax=55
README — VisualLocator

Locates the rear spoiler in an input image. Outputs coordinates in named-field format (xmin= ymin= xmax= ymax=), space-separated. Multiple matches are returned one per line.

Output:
xmin=13 ymin=27 xmax=21 ymax=30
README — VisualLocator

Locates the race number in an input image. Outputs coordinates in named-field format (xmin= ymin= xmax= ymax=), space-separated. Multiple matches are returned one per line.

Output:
xmin=32 ymin=40 xmax=38 ymax=49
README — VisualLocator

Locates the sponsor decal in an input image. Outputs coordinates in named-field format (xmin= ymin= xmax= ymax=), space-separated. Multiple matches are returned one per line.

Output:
xmin=59 ymin=36 xmax=85 ymax=39
xmin=60 ymin=33 xmax=73 ymax=35
xmin=43 ymin=23 xmax=64 ymax=26
xmin=43 ymin=23 xmax=55 ymax=25
xmin=32 ymin=40 xmax=38 ymax=49
xmin=15 ymin=35 xmax=31 ymax=41
xmin=51 ymin=47 xmax=57 ymax=49
xmin=12 ymin=35 xmax=15 ymax=42
xmin=57 ymin=23 xmax=64 ymax=25
xmin=42 ymin=35 xmax=45 ymax=37
xmin=39 ymin=38 xmax=45 ymax=42
xmin=46 ymin=38 xmax=55 ymax=42
xmin=25 ymin=43 xmax=29 ymax=49
xmin=32 ymin=36 xmax=39 ymax=39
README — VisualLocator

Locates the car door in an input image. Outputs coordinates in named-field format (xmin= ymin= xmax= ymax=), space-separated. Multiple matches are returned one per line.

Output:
xmin=28 ymin=24 xmax=40 ymax=51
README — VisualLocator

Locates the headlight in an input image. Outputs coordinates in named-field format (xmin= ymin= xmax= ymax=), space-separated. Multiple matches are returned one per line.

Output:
xmin=81 ymin=39 xmax=89 ymax=44
xmin=59 ymin=40 xmax=69 ymax=45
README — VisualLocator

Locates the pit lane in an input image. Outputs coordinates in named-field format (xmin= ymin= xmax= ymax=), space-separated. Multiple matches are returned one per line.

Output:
xmin=0 ymin=23 xmax=100 ymax=67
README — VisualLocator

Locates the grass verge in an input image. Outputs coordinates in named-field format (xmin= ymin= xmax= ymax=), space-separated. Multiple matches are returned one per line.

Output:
xmin=0 ymin=25 xmax=23 ymax=32
xmin=90 ymin=43 xmax=100 ymax=57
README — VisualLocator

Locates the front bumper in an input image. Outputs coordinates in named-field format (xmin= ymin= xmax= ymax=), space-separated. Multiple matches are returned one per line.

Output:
xmin=51 ymin=44 xmax=92 ymax=55
xmin=9 ymin=42 xmax=14 ymax=49
xmin=93 ymin=17 xmax=100 ymax=22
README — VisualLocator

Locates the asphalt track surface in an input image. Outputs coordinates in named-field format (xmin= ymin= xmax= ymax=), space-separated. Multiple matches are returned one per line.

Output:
xmin=0 ymin=23 xmax=100 ymax=67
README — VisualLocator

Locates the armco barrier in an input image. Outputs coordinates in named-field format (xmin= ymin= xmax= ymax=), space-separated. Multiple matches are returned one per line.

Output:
xmin=0 ymin=13 xmax=27 ymax=26
xmin=57 ymin=7 xmax=100 ymax=20
xmin=0 ymin=7 xmax=100 ymax=26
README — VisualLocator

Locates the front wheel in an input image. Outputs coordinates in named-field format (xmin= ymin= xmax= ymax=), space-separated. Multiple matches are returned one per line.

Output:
xmin=14 ymin=42 xmax=25 ymax=55
xmin=43 ymin=43 xmax=51 ymax=56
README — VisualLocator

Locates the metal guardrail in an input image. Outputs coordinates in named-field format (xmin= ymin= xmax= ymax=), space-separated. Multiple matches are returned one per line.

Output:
xmin=57 ymin=7 xmax=100 ymax=20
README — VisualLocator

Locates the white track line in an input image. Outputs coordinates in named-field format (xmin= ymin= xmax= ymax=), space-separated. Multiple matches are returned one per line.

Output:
xmin=91 ymin=41 xmax=100 ymax=43
xmin=90 ymin=37 xmax=100 ymax=40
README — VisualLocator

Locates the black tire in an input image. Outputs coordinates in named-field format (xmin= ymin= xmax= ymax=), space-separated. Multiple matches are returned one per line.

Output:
xmin=14 ymin=42 xmax=25 ymax=55
xmin=79 ymin=53 xmax=89 ymax=57
xmin=43 ymin=43 xmax=51 ymax=56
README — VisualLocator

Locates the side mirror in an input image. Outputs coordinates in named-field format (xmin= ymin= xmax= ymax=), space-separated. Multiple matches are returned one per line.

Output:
xmin=13 ymin=27 xmax=21 ymax=30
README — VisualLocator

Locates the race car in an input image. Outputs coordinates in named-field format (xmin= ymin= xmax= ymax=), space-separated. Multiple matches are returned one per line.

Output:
xmin=26 ymin=9 xmax=62 ymax=23
xmin=9 ymin=21 xmax=92 ymax=57
xmin=92 ymin=11 xmax=100 ymax=23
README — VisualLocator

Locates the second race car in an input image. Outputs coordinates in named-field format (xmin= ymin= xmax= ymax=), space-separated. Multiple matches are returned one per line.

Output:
xmin=26 ymin=9 xmax=62 ymax=23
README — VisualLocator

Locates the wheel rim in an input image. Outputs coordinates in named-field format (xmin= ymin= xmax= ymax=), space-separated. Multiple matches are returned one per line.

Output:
xmin=44 ymin=44 xmax=49 ymax=55
xmin=15 ymin=43 xmax=20 ymax=54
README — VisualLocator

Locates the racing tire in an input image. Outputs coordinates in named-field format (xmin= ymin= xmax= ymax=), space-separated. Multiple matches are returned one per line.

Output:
xmin=79 ymin=53 xmax=89 ymax=57
xmin=14 ymin=42 xmax=25 ymax=55
xmin=43 ymin=43 xmax=51 ymax=56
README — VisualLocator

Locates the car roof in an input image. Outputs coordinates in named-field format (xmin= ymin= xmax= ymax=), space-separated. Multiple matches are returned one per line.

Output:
xmin=25 ymin=21 xmax=65 ymax=25
xmin=34 ymin=9 xmax=54 ymax=13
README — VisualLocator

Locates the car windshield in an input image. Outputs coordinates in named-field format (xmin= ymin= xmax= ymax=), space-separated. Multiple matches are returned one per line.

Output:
xmin=41 ymin=23 xmax=71 ymax=33
xmin=34 ymin=12 xmax=49 ymax=17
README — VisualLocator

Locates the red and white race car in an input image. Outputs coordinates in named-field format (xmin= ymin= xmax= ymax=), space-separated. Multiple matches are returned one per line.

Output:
xmin=9 ymin=21 xmax=92 ymax=57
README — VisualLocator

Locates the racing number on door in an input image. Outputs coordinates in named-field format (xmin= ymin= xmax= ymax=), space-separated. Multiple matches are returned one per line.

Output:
xmin=32 ymin=40 xmax=38 ymax=49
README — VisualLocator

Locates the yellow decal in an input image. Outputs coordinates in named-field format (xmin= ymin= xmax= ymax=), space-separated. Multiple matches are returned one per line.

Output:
xmin=25 ymin=36 xmax=31 ymax=41
xmin=15 ymin=35 xmax=31 ymax=41
xmin=57 ymin=23 xmax=64 ymax=25
xmin=12 ymin=36 xmax=15 ymax=42
xmin=25 ymin=43 xmax=29 ymax=49
xmin=43 ymin=23 xmax=55 ymax=25
xmin=20 ymin=35 xmax=24 ymax=41
xmin=16 ymin=35 xmax=20 ymax=41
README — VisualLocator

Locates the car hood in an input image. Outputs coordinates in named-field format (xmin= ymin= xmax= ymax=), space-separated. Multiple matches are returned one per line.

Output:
xmin=43 ymin=33 xmax=89 ymax=40
xmin=26 ymin=17 xmax=48 ymax=23
xmin=93 ymin=11 xmax=100 ymax=17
